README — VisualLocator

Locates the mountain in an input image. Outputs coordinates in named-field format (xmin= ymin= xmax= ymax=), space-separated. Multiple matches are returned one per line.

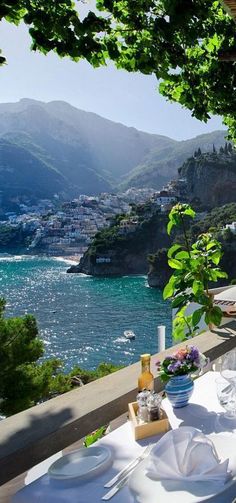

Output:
xmin=121 ymin=130 xmax=227 ymax=189
xmin=0 ymin=136 xmax=68 ymax=200
xmin=0 ymin=99 xmax=227 ymax=205
xmin=0 ymin=99 xmax=178 ymax=202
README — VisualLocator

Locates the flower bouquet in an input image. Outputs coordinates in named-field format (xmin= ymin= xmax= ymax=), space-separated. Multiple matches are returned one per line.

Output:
xmin=157 ymin=346 xmax=208 ymax=408
xmin=157 ymin=345 xmax=208 ymax=383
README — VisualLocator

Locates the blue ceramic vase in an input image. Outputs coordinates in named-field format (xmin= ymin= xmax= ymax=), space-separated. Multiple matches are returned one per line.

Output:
xmin=165 ymin=374 xmax=194 ymax=408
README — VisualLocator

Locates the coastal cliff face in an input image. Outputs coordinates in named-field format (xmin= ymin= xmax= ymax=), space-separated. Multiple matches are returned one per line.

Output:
xmin=69 ymin=250 xmax=149 ymax=275
xmin=179 ymin=151 xmax=236 ymax=208
xmin=68 ymin=201 xmax=236 ymax=283
xmin=68 ymin=211 xmax=171 ymax=276
xmin=147 ymin=248 xmax=171 ymax=288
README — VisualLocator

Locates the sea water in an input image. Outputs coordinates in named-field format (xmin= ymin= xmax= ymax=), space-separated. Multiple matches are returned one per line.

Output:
xmin=0 ymin=255 xmax=172 ymax=371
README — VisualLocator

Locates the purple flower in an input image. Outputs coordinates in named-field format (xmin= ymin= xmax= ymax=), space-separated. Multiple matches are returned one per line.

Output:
xmin=167 ymin=361 xmax=182 ymax=373
xmin=187 ymin=346 xmax=200 ymax=364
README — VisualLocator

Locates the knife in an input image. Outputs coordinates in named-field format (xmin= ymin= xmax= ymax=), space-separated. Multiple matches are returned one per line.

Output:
xmin=102 ymin=472 xmax=131 ymax=500
xmin=104 ymin=444 xmax=151 ymax=488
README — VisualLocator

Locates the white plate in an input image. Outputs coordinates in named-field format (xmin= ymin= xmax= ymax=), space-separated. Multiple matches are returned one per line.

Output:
xmin=48 ymin=446 xmax=112 ymax=480
xmin=129 ymin=434 xmax=236 ymax=503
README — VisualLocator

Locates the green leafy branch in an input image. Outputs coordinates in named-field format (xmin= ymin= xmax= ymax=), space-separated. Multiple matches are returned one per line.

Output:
xmin=164 ymin=204 xmax=228 ymax=340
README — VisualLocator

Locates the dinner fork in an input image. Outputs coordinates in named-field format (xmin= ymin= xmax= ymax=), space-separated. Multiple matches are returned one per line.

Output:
xmin=104 ymin=444 xmax=152 ymax=489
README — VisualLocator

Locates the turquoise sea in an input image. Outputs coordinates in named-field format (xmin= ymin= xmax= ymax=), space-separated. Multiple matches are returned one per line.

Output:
xmin=0 ymin=256 xmax=172 ymax=371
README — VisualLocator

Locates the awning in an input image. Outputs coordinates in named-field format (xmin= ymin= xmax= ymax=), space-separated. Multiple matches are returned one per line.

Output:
xmin=214 ymin=286 xmax=236 ymax=315
xmin=222 ymin=0 xmax=236 ymax=20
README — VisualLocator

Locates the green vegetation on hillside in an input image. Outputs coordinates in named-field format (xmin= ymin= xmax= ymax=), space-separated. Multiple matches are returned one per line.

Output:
xmin=0 ymin=225 xmax=23 ymax=247
xmin=121 ymin=131 xmax=226 ymax=190
xmin=0 ymin=100 xmax=228 ymax=201
xmin=0 ymin=99 xmax=173 ymax=200
xmin=88 ymin=206 xmax=166 ymax=258
xmin=190 ymin=204 xmax=236 ymax=237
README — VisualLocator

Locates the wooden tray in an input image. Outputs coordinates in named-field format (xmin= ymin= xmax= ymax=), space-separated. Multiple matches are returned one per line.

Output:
xmin=128 ymin=401 xmax=170 ymax=440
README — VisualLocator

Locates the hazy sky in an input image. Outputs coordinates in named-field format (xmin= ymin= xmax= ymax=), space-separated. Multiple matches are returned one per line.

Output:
xmin=0 ymin=18 xmax=225 ymax=140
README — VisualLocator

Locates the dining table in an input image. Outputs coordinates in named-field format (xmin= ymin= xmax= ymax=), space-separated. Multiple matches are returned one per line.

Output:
xmin=12 ymin=371 xmax=236 ymax=503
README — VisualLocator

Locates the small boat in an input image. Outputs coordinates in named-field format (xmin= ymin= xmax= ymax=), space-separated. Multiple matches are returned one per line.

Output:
xmin=124 ymin=330 xmax=136 ymax=340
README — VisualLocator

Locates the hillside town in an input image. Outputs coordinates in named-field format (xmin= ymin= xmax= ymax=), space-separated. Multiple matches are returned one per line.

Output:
xmin=0 ymin=188 xmax=156 ymax=255
xmin=1 ymin=170 xmax=235 ymax=256
xmin=0 ymin=173 xmax=191 ymax=256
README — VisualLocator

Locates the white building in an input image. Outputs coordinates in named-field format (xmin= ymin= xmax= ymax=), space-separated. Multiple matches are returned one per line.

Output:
xmin=223 ymin=222 xmax=236 ymax=234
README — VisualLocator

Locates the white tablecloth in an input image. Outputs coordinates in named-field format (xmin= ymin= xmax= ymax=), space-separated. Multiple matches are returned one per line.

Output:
xmin=12 ymin=372 xmax=236 ymax=503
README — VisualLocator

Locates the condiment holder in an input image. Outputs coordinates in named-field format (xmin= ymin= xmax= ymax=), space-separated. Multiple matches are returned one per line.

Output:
xmin=128 ymin=391 xmax=170 ymax=440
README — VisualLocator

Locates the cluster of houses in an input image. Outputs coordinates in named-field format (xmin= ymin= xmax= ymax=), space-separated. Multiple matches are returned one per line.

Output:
xmin=117 ymin=178 xmax=188 ymax=235
xmin=0 ymin=189 xmax=156 ymax=255
xmin=4 ymin=176 xmax=236 ymax=256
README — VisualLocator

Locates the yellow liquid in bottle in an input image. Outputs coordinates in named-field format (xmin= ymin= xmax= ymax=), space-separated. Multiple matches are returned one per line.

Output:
xmin=138 ymin=354 xmax=154 ymax=392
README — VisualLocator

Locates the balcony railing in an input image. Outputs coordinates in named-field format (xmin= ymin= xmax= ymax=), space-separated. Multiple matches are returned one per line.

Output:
xmin=1 ymin=318 xmax=236 ymax=491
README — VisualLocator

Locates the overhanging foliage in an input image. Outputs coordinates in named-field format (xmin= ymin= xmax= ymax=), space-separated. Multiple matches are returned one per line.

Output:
xmin=1 ymin=1 xmax=236 ymax=138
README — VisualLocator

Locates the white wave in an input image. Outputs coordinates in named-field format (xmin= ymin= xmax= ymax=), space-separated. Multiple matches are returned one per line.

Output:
xmin=52 ymin=256 xmax=80 ymax=265
xmin=114 ymin=336 xmax=128 ymax=343
xmin=0 ymin=254 xmax=37 ymax=262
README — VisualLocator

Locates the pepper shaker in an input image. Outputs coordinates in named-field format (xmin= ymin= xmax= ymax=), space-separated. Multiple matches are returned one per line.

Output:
xmin=147 ymin=392 xmax=162 ymax=421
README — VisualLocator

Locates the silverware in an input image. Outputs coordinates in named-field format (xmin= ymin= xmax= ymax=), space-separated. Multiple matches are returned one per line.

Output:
xmin=104 ymin=444 xmax=152 ymax=489
xmin=102 ymin=472 xmax=131 ymax=500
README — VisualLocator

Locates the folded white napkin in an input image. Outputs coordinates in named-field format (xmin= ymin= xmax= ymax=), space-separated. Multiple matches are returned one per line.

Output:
xmin=147 ymin=427 xmax=230 ymax=483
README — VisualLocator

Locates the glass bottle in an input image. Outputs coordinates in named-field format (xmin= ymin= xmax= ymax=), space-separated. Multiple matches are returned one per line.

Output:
xmin=138 ymin=354 xmax=154 ymax=392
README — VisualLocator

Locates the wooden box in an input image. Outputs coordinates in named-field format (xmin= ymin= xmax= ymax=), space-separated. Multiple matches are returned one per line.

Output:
xmin=128 ymin=401 xmax=170 ymax=440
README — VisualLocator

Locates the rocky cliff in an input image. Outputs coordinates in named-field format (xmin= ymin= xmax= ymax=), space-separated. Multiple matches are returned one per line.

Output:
xmin=147 ymin=248 xmax=171 ymax=288
xmin=68 ymin=210 xmax=171 ymax=276
xmin=179 ymin=150 xmax=236 ymax=209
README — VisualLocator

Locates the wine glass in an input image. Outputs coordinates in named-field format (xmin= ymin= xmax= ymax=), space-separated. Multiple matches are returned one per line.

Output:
xmin=220 ymin=349 xmax=236 ymax=391
xmin=215 ymin=377 xmax=236 ymax=419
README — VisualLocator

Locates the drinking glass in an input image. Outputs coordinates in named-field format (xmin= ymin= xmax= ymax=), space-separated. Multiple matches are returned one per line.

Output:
xmin=215 ymin=377 xmax=236 ymax=418
xmin=220 ymin=349 xmax=236 ymax=390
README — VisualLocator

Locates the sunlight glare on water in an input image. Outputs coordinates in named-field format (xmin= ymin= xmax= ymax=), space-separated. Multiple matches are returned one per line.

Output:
xmin=0 ymin=256 xmax=172 ymax=370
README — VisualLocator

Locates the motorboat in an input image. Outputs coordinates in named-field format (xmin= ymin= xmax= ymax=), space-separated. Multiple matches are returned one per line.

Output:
xmin=124 ymin=330 xmax=136 ymax=340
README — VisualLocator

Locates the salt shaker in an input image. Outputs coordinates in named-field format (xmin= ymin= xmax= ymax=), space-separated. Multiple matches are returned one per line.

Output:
xmin=136 ymin=389 xmax=150 ymax=423
xmin=147 ymin=392 xmax=162 ymax=421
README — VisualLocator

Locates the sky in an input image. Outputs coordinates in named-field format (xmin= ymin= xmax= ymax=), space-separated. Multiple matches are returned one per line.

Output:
xmin=0 ymin=18 xmax=225 ymax=141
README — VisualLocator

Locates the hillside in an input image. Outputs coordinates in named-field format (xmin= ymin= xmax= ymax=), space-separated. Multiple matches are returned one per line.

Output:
xmin=0 ymin=99 xmax=227 ymax=205
xmin=0 ymin=99 xmax=175 ymax=202
xmin=71 ymin=200 xmax=236 ymax=285
xmin=121 ymin=130 xmax=227 ymax=189
xmin=0 ymin=137 xmax=70 ymax=200
xmin=68 ymin=208 xmax=171 ymax=276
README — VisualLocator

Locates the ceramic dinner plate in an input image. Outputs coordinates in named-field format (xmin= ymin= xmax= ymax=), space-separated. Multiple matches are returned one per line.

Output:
xmin=48 ymin=446 xmax=112 ymax=480
xmin=129 ymin=434 xmax=236 ymax=503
